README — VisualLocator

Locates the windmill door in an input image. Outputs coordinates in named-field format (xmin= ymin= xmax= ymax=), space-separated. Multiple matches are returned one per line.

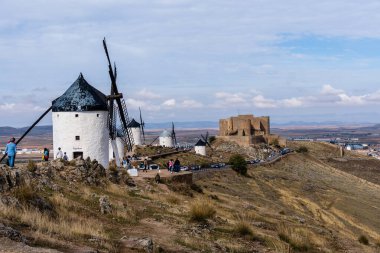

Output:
xmin=73 ymin=152 xmax=83 ymax=159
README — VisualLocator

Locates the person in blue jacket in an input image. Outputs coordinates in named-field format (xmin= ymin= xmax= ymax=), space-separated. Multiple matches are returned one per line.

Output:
xmin=5 ymin=137 xmax=17 ymax=168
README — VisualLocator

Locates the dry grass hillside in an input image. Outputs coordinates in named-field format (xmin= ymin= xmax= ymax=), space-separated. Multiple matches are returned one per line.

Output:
xmin=0 ymin=142 xmax=379 ymax=252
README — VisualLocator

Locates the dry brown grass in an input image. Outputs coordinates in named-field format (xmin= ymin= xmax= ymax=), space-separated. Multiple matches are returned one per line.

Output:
xmin=189 ymin=198 xmax=216 ymax=222
xmin=164 ymin=193 xmax=181 ymax=205
xmin=233 ymin=219 xmax=254 ymax=236
xmin=0 ymin=204 xmax=107 ymax=240
xmin=277 ymin=223 xmax=312 ymax=251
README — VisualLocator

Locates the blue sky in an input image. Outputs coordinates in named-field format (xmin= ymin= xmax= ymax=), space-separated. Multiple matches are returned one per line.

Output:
xmin=1 ymin=0 xmax=380 ymax=127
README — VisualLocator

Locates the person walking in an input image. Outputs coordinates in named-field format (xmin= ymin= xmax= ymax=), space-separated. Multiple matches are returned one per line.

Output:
xmin=56 ymin=147 xmax=63 ymax=159
xmin=63 ymin=152 xmax=68 ymax=161
xmin=143 ymin=158 xmax=148 ymax=173
xmin=43 ymin=148 xmax=50 ymax=161
xmin=5 ymin=137 xmax=17 ymax=168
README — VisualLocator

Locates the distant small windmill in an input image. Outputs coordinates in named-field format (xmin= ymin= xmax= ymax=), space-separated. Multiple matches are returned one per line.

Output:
xmin=201 ymin=131 xmax=212 ymax=149
xmin=171 ymin=122 xmax=177 ymax=146
xmin=195 ymin=131 xmax=212 ymax=156
xmin=139 ymin=107 xmax=146 ymax=144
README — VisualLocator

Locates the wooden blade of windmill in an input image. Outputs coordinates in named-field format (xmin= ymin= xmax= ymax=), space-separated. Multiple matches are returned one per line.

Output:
xmin=102 ymin=38 xmax=134 ymax=151
xmin=0 ymin=106 xmax=52 ymax=163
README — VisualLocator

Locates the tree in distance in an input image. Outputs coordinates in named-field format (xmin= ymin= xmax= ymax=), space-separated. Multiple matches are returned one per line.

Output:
xmin=229 ymin=154 xmax=247 ymax=175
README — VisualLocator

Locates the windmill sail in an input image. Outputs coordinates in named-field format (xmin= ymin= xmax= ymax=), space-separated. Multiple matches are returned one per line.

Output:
xmin=103 ymin=38 xmax=134 ymax=153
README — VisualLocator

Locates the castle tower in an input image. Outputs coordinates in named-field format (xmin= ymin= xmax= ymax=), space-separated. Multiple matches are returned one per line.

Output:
xmin=194 ymin=139 xmax=206 ymax=156
xmin=127 ymin=119 xmax=142 ymax=145
xmin=52 ymin=74 xmax=109 ymax=167
xmin=159 ymin=130 xmax=174 ymax=147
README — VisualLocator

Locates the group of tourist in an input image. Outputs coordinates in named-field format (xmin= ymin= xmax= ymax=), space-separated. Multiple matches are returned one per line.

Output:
xmin=3 ymin=137 xmax=70 ymax=168
xmin=42 ymin=147 xmax=68 ymax=161
xmin=122 ymin=155 xmax=133 ymax=169
xmin=167 ymin=158 xmax=181 ymax=173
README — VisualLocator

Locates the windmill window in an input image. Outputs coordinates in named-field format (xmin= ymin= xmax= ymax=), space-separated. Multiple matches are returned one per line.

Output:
xmin=57 ymin=114 xmax=59 ymax=117
xmin=97 ymin=114 xmax=99 ymax=117
xmin=75 ymin=114 xmax=79 ymax=117
xmin=75 ymin=136 xmax=80 ymax=140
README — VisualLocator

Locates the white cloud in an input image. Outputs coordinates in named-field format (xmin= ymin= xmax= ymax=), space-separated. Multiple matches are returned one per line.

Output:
xmin=136 ymin=88 xmax=161 ymax=99
xmin=337 ymin=94 xmax=365 ymax=105
xmin=0 ymin=103 xmax=15 ymax=111
xmin=281 ymin=97 xmax=303 ymax=108
xmin=126 ymin=98 xmax=160 ymax=111
xmin=162 ymin=98 xmax=176 ymax=107
xmin=181 ymin=99 xmax=203 ymax=108
xmin=321 ymin=84 xmax=344 ymax=95
xmin=252 ymin=95 xmax=276 ymax=108
xmin=215 ymin=92 xmax=248 ymax=104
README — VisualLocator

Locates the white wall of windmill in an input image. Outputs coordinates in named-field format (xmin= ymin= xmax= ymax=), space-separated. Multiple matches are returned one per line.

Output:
xmin=131 ymin=127 xmax=142 ymax=145
xmin=159 ymin=136 xmax=174 ymax=147
xmin=109 ymin=137 xmax=125 ymax=164
xmin=52 ymin=111 xmax=109 ymax=167
xmin=195 ymin=145 xmax=206 ymax=156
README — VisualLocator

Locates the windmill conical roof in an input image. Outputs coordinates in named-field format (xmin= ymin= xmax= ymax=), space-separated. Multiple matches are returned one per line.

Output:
xmin=52 ymin=73 xmax=108 ymax=112
xmin=127 ymin=118 xmax=141 ymax=128
xmin=160 ymin=130 xmax=171 ymax=137
xmin=195 ymin=139 xmax=206 ymax=146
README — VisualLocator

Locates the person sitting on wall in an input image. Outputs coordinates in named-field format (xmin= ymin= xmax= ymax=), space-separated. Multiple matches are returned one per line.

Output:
xmin=5 ymin=137 xmax=17 ymax=168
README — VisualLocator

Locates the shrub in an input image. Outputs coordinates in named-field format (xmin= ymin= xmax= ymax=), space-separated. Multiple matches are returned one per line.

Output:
xmin=358 ymin=235 xmax=369 ymax=245
xmin=271 ymin=139 xmax=279 ymax=147
xmin=189 ymin=199 xmax=216 ymax=222
xmin=229 ymin=154 xmax=247 ymax=175
xmin=190 ymin=183 xmax=203 ymax=193
xmin=277 ymin=223 xmax=311 ymax=251
xmin=233 ymin=220 xmax=253 ymax=236
xmin=296 ymin=146 xmax=308 ymax=153
xmin=209 ymin=136 xmax=216 ymax=143
xmin=108 ymin=160 xmax=118 ymax=172
xmin=27 ymin=160 xmax=37 ymax=173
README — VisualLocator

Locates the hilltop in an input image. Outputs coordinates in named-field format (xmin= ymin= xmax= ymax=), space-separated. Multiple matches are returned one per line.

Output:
xmin=0 ymin=142 xmax=379 ymax=252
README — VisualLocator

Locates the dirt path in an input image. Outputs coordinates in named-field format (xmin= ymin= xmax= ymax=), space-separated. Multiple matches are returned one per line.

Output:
xmin=0 ymin=237 xmax=63 ymax=253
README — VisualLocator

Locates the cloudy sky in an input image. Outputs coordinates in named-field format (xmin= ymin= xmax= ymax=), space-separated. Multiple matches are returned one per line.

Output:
xmin=1 ymin=0 xmax=380 ymax=127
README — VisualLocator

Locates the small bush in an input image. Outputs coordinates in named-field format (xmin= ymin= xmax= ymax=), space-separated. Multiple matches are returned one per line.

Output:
xmin=296 ymin=146 xmax=308 ymax=153
xmin=189 ymin=199 xmax=216 ymax=222
xmin=190 ymin=183 xmax=203 ymax=193
xmin=108 ymin=160 xmax=118 ymax=172
xmin=277 ymin=223 xmax=311 ymax=251
xmin=358 ymin=235 xmax=369 ymax=245
xmin=27 ymin=160 xmax=37 ymax=173
xmin=233 ymin=220 xmax=253 ymax=236
xmin=200 ymin=162 xmax=210 ymax=168
xmin=209 ymin=136 xmax=216 ymax=143
xmin=165 ymin=194 xmax=180 ymax=205
xmin=229 ymin=154 xmax=247 ymax=175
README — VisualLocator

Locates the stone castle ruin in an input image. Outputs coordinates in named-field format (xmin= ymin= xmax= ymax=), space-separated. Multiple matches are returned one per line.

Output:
xmin=218 ymin=114 xmax=286 ymax=147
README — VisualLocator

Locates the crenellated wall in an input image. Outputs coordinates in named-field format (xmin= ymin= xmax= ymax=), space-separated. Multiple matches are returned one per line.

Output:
xmin=218 ymin=114 xmax=285 ymax=147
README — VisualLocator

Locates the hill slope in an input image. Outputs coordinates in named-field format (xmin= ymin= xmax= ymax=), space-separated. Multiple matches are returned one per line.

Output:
xmin=0 ymin=142 xmax=379 ymax=252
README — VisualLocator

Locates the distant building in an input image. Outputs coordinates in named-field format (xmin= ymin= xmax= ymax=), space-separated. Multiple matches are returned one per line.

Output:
xmin=159 ymin=130 xmax=174 ymax=147
xmin=127 ymin=119 xmax=142 ymax=145
xmin=218 ymin=114 xmax=286 ymax=147
xmin=194 ymin=139 xmax=206 ymax=156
